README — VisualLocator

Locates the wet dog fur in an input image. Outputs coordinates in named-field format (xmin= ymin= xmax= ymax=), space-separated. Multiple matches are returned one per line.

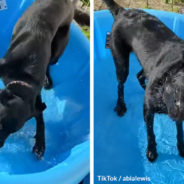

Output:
xmin=103 ymin=0 xmax=184 ymax=162
xmin=0 ymin=0 xmax=79 ymax=159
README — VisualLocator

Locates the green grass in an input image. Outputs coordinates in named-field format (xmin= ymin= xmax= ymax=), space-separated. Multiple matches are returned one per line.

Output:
xmin=80 ymin=0 xmax=90 ymax=7
xmin=79 ymin=0 xmax=90 ymax=39
xmin=82 ymin=26 xmax=90 ymax=39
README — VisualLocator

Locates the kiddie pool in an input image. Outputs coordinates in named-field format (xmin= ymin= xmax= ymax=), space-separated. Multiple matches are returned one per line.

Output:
xmin=0 ymin=0 xmax=89 ymax=184
xmin=94 ymin=10 xmax=184 ymax=184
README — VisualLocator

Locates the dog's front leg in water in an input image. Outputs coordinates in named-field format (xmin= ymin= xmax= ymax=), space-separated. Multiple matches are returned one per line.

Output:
xmin=176 ymin=121 xmax=184 ymax=157
xmin=144 ymin=103 xmax=158 ymax=162
xmin=33 ymin=95 xmax=46 ymax=159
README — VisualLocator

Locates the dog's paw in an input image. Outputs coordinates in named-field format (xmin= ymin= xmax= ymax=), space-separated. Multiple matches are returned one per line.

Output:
xmin=32 ymin=143 xmax=45 ymax=160
xmin=44 ymin=76 xmax=53 ymax=90
xmin=146 ymin=149 xmax=158 ymax=162
xmin=178 ymin=145 xmax=184 ymax=157
xmin=114 ymin=103 xmax=127 ymax=117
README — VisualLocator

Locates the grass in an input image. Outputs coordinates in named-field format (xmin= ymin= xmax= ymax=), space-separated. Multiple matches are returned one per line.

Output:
xmin=82 ymin=26 xmax=90 ymax=39
xmin=80 ymin=0 xmax=90 ymax=39
xmin=80 ymin=0 xmax=90 ymax=7
xmin=95 ymin=0 xmax=184 ymax=13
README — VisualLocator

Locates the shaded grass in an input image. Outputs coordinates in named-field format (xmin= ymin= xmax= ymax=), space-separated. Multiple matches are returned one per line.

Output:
xmin=82 ymin=26 xmax=90 ymax=39
xmin=79 ymin=0 xmax=90 ymax=39
xmin=80 ymin=0 xmax=90 ymax=7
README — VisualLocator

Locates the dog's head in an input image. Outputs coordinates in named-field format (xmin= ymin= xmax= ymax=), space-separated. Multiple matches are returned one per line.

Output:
xmin=163 ymin=72 xmax=184 ymax=122
xmin=0 ymin=83 xmax=34 ymax=148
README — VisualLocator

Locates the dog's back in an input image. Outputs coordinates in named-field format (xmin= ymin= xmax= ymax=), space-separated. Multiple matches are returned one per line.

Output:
xmin=115 ymin=9 xmax=184 ymax=76
xmin=10 ymin=0 xmax=74 ymax=53
xmin=2 ymin=0 xmax=75 ymax=87
xmin=104 ymin=0 xmax=184 ymax=79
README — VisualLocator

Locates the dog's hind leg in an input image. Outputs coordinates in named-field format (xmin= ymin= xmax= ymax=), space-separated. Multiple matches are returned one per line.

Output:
xmin=111 ymin=38 xmax=130 ymax=116
xmin=144 ymin=103 xmax=157 ymax=162
xmin=176 ymin=121 xmax=184 ymax=157
xmin=50 ymin=25 xmax=70 ymax=65
xmin=137 ymin=69 xmax=146 ymax=89
xmin=33 ymin=95 xmax=46 ymax=159
xmin=44 ymin=25 xmax=70 ymax=89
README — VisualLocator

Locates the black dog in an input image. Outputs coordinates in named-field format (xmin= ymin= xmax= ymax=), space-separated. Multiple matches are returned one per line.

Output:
xmin=0 ymin=0 xmax=83 ymax=159
xmin=103 ymin=0 xmax=184 ymax=162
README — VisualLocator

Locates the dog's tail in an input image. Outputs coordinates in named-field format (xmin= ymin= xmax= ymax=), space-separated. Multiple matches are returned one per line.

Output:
xmin=103 ymin=0 xmax=125 ymax=17
xmin=71 ymin=0 xmax=90 ymax=26
xmin=74 ymin=9 xmax=90 ymax=26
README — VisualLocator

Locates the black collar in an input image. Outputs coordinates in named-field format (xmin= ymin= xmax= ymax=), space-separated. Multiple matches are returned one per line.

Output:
xmin=6 ymin=80 xmax=35 ymax=100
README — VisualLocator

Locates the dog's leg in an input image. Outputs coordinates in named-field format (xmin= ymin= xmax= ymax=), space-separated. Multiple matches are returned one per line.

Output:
xmin=144 ymin=103 xmax=157 ymax=162
xmin=176 ymin=121 xmax=184 ymax=157
xmin=33 ymin=95 xmax=46 ymax=159
xmin=114 ymin=80 xmax=126 ymax=116
xmin=50 ymin=25 xmax=70 ymax=65
xmin=44 ymin=25 xmax=70 ymax=89
xmin=111 ymin=41 xmax=130 ymax=116
xmin=113 ymin=54 xmax=129 ymax=116
xmin=137 ymin=69 xmax=146 ymax=89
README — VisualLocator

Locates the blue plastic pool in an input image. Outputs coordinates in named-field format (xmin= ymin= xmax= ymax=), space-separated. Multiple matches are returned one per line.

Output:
xmin=94 ymin=10 xmax=184 ymax=184
xmin=0 ymin=1 xmax=89 ymax=184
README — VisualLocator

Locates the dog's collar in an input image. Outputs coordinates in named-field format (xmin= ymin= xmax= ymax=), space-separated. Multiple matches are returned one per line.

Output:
xmin=6 ymin=81 xmax=32 ymax=89
xmin=6 ymin=80 xmax=46 ymax=113
xmin=6 ymin=80 xmax=35 ymax=100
